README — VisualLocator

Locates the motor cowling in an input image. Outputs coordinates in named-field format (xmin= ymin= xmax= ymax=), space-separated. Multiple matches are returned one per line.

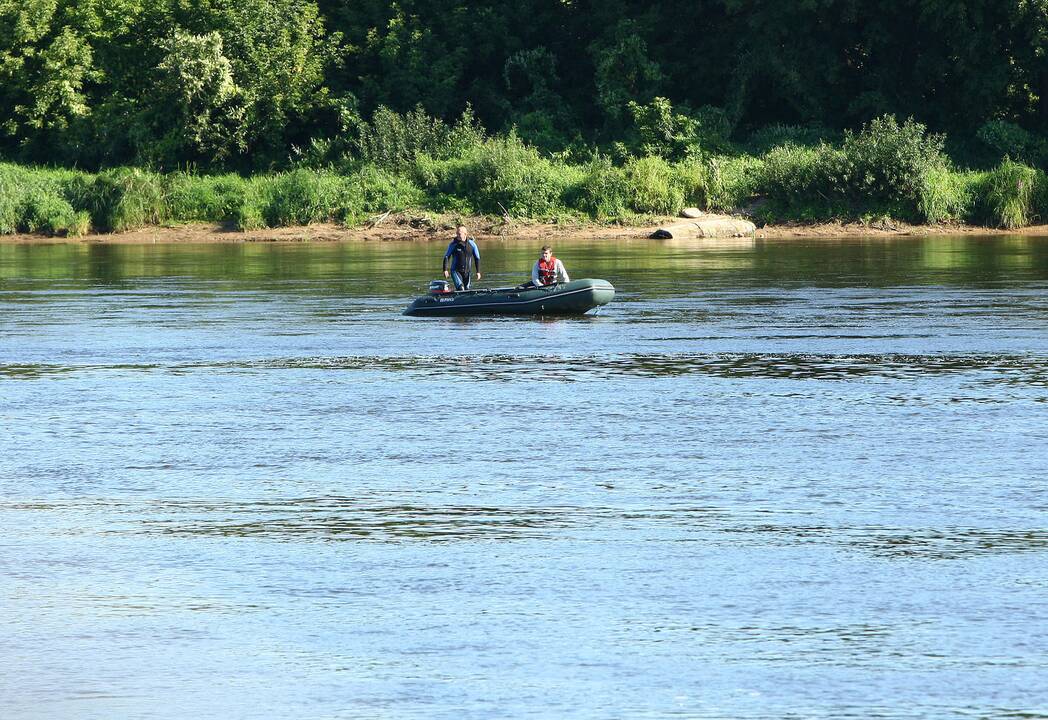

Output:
xmin=429 ymin=280 xmax=452 ymax=294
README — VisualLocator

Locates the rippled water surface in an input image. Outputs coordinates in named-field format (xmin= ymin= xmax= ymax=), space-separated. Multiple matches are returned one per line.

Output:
xmin=2 ymin=236 xmax=1047 ymax=719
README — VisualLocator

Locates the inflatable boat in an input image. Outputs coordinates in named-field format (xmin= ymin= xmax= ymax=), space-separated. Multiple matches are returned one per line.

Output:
xmin=403 ymin=278 xmax=615 ymax=317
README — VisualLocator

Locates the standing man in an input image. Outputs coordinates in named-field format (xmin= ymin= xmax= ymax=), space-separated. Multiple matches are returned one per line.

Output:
xmin=443 ymin=225 xmax=482 ymax=291
xmin=531 ymin=245 xmax=569 ymax=286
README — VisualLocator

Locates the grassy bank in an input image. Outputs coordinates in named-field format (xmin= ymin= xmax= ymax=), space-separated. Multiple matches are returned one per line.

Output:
xmin=3 ymin=117 xmax=1047 ymax=237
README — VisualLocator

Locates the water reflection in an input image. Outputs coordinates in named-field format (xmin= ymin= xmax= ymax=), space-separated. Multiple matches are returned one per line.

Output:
xmin=4 ymin=353 xmax=1046 ymax=382
xmin=10 ymin=497 xmax=1044 ymax=559
xmin=3 ymin=235 xmax=1048 ymax=290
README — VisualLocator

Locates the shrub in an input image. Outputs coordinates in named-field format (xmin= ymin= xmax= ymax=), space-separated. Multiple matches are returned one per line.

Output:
xmin=233 ymin=178 xmax=271 ymax=230
xmin=628 ymin=97 xmax=692 ymax=159
xmin=513 ymin=110 xmax=574 ymax=154
xmin=432 ymin=133 xmax=575 ymax=218
xmin=760 ymin=144 xmax=824 ymax=205
xmin=262 ymin=170 xmax=354 ymax=226
xmin=0 ymin=164 xmax=90 ymax=235
xmin=625 ymin=97 xmax=732 ymax=160
xmin=230 ymin=168 xmax=420 ymax=229
xmin=347 ymin=165 xmax=425 ymax=219
xmin=753 ymin=144 xmax=839 ymax=221
xmin=21 ymin=187 xmax=89 ymax=235
xmin=673 ymin=161 xmax=707 ymax=209
xmin=356 ymin=105 xmax=486 ymax=170
xmin=753 ymin=116 xmax=951 ymax=221
xmin=976 ymin=120 xmax=1048 ymax=168
xmin=745 ymin=124 xmax=834 ymax=155
xmin=0 ymin=165 xmax=25 ymax=234
xmin=832 ymin=115 xmax=948 ymax=208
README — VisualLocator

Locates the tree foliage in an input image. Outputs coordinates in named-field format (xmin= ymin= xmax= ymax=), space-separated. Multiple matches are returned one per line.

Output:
xmin=2 ymin=0 xmax=1048 ymax=170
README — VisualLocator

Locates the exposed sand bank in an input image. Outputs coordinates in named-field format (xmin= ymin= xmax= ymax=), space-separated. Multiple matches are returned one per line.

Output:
xmin=3 ymin=215 xmax=1048 ymax=244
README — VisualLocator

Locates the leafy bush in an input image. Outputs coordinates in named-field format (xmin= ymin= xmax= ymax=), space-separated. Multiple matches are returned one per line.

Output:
xmin=831 ymin=115 xmax=948 ymax=208
xmin=626 ymin=97 xmax=731 ymax=160
xmin=673 ymin=161 xmax=707 ymax=208
xmin=628 ymin=97 xmax=692 ymax=159
xmin=760 ymin=144 xmax=825 ymax=206
xmin=228 ymin=168 xmax=423 ymax=228
xmin=0 ymin=164 xmax=90 ymax=235
xmin=21 ymin=187 xmax=89 ymax=235
xmin=976 ymin=121 xmax=1048 ymax=168
xmin=347 ymin=165 xmax=424 ymax=218
xmin=356 ymin=105 xmax=486 ymax=170
xmin=261 ymin=170 xmax=354 ymax=226
xmin=754 ymin=116 xmax=951 ymax=221
xmin=0 ymin=165 xmax=27 ymax=234
xmin=233 ymin=178 xmax=271 ymax=230
xmin=745 ymin=124 xmax=833 ymax=155
xmin=428 ymin=133 xmax=576 ymax=217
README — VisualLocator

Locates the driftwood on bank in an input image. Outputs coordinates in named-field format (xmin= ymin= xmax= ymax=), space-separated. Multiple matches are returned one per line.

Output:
xmin=650 ymin=215 xmax=756 ymax=239
xmin=366 ymin=210 xmax=391 ymax=228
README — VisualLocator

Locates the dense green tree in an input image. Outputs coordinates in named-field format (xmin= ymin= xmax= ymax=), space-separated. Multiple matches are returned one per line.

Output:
xmin=0 ymin=1 xmax=95 ymax=151
xmin=3 ymin=0 xmax=1048 ymax=169
xmin=142 ymin=30 xmax=247 ymax=165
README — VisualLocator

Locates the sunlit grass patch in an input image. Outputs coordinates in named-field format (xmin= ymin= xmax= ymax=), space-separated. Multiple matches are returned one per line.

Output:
xmin=982 ymin=159 xmax=1044 ymax=229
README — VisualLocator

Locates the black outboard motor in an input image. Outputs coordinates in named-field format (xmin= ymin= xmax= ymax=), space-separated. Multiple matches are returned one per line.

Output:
xmin=429 ymin=280 xmax=452 ymax=294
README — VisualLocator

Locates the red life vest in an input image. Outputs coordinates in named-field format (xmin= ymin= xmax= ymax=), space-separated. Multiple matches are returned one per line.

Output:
xmin=538 ymin=256 xmax=558 ymax=285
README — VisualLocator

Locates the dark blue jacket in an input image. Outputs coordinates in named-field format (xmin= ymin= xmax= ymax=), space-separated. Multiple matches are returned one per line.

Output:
xmin=443 ymin=239 xmax=481 ymax=274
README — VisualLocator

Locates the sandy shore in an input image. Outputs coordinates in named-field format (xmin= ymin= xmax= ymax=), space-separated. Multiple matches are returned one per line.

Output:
xmin=3 ymin=216 xmax=1048 ymax=244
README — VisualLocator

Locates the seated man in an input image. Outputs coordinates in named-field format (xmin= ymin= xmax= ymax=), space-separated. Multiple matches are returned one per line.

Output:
xmin=531 ymin=245 xmax=569 ymax=286
xmin=442 ymin=225 xmax=481 ymax=290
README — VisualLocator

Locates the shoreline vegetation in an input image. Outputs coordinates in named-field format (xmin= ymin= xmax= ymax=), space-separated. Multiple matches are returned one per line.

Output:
xmin=6 ymin=2 xmax=1048 ymax=243
xmin=3 ymin=112 xmax=1048 ymax=242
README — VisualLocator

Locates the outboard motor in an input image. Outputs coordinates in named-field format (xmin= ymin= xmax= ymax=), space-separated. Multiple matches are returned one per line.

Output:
xmin=429 ymin=279 xmax=452 ymax=294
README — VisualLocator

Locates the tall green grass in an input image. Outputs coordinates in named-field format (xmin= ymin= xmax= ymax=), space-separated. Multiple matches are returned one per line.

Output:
xmin=918 ymin=168 xmax=976 ymax=224
xmin=705 ymin=155 xmax=764 ymax=213
xmin=165 ymin=173 xmax=248 ymax=222
xmin=414 ymin=133 xmax=580 ymax=218
xmin=983 ymin=159 xmax=1045 ymax=229
xmin=3 ymin=122 xmax=1048 ymax=235
xmin=81 ymin=168 xmax=167 ymax=231
xmin=0 ymin=163 xmax=90 ymax=235
xmin=569 ymin=155 xmax=630 ymax=220
xmin=564 ymin=155 xmax=705 ymax=220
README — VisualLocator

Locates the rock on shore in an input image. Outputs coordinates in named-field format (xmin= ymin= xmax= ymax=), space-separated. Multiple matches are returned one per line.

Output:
xmin=651 ymin=215 xmax=757 ymax=239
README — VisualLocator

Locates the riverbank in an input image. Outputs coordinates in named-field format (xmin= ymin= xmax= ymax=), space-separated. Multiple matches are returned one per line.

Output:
xmin=4 ymin=215 xmax=1048 ymax=244
xmin=3 ymin=118 xmax=1048 ymax=240
xmin=3 ymin=140 xmax=1047 ymax=243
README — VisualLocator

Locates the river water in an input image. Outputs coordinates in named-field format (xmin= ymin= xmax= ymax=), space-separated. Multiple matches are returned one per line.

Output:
xmin=1 ymin=235 xmax=1046 ymax=719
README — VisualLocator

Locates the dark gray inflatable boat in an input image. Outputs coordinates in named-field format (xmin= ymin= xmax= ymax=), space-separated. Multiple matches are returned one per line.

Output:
xmin=404 ymin=278 xmax=615 ymax=317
